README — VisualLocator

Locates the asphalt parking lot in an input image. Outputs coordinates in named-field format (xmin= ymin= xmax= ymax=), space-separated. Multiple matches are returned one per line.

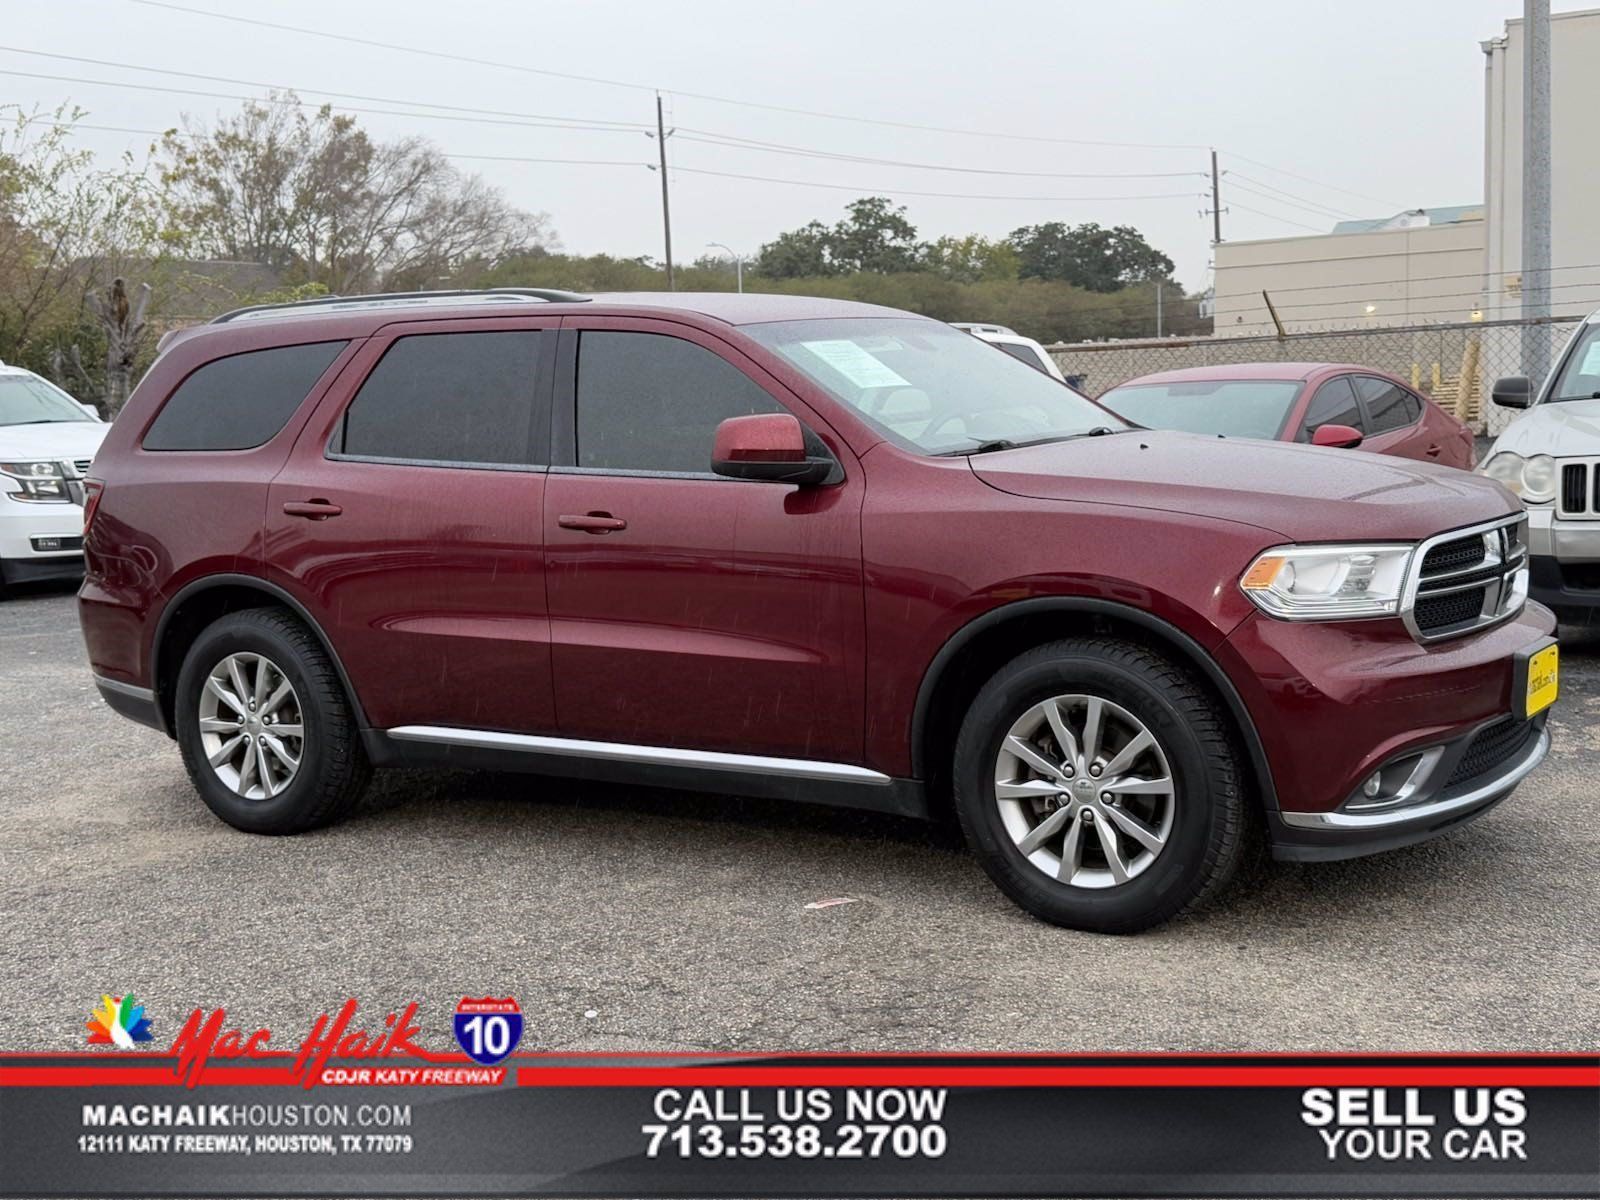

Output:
xmin=3 ymin=581 xmax=1596 ymax=1053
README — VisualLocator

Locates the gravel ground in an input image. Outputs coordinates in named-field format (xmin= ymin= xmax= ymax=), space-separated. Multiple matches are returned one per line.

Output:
xmin=3 ymin=581 xmax=1596 ymax=1052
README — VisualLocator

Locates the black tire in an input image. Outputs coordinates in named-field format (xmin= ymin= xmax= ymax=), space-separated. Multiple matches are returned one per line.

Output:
xmin=952 ymin=637 xmax=1249 ymax=934
xmin=174 ymin=606 xmax=370 ymax=834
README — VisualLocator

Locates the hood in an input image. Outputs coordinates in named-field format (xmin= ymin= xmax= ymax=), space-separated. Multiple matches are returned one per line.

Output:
xmin=1487 ymin=398 xmax=1600 ymax=457
xmin=0 ymin=420 xmax=109 ymax=464
xmin=970 ymin=430 xmax=1516 ymax=542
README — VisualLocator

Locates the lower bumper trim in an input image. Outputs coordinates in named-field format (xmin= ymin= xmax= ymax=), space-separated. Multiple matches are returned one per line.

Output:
xmin=93 ymin=674 xmax=166 ymax=734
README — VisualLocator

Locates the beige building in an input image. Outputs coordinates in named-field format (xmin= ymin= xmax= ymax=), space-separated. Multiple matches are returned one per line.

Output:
xmin=1481 ymin=5 xmax=1600 ymax=322
xmin=1212 ymin=7 xmax=1600 ymax=340
xmin=1210 ymin=209 xmax=1485 ymax=337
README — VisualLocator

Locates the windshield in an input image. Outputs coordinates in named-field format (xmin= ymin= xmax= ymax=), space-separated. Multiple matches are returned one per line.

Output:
xmin=1549 ymin=324 xmax=1600 ymax=401
xmin=744 ymin=317 xmax=1119 ymax=454
xmin=0 ymin=374 xmax=96 ymax=426
xmin=1096 ymin=379 xmax=1303 ymax=440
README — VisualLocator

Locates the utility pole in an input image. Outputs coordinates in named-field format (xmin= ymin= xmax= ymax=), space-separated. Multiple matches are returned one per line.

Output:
xmin=1155 ymin=280 xmax=1164 ymax=337
xmin=1210 ymin=149 xmax=1223 ymax=245
xmin=656 ymin=92 xmax=675 ymax=291
xmin=1521 ymin=0 xmax=1552 ymax=383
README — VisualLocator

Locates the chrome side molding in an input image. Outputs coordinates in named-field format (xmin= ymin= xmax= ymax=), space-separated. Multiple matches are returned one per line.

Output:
xmin=385 ymin=726 xmax=894 ymax=786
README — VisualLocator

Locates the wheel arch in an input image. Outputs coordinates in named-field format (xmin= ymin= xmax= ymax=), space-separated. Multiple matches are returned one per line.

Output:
xmin=910 ymin=597 xmax=1278 ymax=814
xmin=151 ymin=573 xmax=369 ymax=736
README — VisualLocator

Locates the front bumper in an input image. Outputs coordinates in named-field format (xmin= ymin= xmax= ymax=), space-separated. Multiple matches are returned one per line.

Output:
xmin=0 ymin=497 xmax=86 ymax=585
xmin=1215 ymin=600 xmax=1557 ymax=861
xmin=1526 ymin=505 xmax=1600 ymax=614
xmin=1267 ymin=712 xmax=1549 ymax=861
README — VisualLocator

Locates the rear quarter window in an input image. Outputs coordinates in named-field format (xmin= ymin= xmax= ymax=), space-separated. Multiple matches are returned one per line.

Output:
xmin=143 ymin=341 xmax=348 ymax=451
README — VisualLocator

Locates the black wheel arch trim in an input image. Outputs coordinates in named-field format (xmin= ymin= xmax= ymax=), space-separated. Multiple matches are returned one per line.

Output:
xmin=151 ymin=573 xmax=371 ymax=732
xmin=909 ymin=596 xmax=1280 ymax=813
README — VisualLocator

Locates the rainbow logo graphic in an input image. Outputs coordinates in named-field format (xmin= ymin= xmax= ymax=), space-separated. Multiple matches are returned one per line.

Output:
xmin=86 ymin=994 xmax=155 ymax=1048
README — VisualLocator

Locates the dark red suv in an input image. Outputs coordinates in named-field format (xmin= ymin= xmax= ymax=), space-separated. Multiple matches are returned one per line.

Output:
xmin=80 ymin=290 xmax=1559 ymax=933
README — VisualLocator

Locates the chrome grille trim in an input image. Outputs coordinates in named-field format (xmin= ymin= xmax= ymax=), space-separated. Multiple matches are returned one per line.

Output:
xmin=1555 ymin=456 xmax=1600 ymax=520
xmin=1401 ymin=514 xmax=1529 ymax=643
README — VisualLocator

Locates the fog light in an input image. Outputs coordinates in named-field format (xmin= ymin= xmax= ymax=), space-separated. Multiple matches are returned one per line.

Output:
xmin=1362 ymin=773 xmax=1382 ymax=799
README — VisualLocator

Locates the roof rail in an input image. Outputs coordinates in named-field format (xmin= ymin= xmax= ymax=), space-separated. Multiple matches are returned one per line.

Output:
xmin=209 ymin=288 xmax=590 ymax=324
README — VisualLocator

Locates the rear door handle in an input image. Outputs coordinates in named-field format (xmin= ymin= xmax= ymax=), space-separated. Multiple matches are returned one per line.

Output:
xmin=1425 ymin=444 xmax=1443 ymax=457
xmin=282 ymin=499 xmax=343 ymax=520
xmin=558 ymin=512 xmax=627 ymax=533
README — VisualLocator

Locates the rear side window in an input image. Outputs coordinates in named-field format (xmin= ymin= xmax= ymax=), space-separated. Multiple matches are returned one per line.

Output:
xmin=1299 ymin=376 xmax=1364 ymax=439
xmin=575 ymin=331 xmax=782 ymax=474
xmin=1354 ymin=376 xmax=1419 ymax=433
xmin=338 ymin=331 xmax=546 ymax=466
xmin=144 ymin=341 xmax=347 ymax=451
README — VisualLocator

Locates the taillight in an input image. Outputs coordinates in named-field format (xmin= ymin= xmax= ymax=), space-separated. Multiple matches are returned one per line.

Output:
xmin=82 ymin=479 xmax=104 ymax=535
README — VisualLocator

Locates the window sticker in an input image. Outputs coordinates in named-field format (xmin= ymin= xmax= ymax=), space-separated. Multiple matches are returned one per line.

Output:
xmin=800 ymin=339 xmax=911 ymax=389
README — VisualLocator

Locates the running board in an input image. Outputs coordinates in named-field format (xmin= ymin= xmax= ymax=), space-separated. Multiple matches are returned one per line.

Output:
xmin=385 ymin=726 xmax=894 ymax=785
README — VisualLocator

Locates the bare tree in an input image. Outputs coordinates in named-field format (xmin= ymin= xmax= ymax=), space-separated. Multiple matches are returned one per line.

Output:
xmin=86 ymin=277 xmax=151 ymax=416
xmin=160 ymin=94 xmax=554 ymax=293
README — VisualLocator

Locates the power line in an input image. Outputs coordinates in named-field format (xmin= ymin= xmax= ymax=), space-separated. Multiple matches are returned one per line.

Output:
xmin=1224 ymin=199 xmax=1329 ymax=234
xmin=1220 ymin=150 xmax=1405 ymax=212
xmin=636 ymin=163 xmax=1200 ymax=203
xmin=0 ymin=68 xmax=649 ymax=134
xmin=1211 ymin=261 xmax=1600 ymax=301
xmin=1223 ymin=171 xmax=1357 ymax=219
xmin=0 ymin=44 xmax=649 ymax=131
xmin=126 ymin=0 xmax=1210 ymax=151
xmin=1219 ymin=275 xmax=1600 ymax=314
xmin=673 ymin=129 xmax=1205 ymax=180
xmin=1223 ymin=180 xmax=1344 ymax=224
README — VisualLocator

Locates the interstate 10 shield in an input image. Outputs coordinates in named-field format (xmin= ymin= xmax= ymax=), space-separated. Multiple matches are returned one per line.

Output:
xmin=453 ymin=997 xmax=523 ymax=1065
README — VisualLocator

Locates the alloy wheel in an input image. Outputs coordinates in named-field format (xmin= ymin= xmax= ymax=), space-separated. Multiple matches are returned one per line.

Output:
xmin=197 ymin=652 xmax=305 ymax=800
xmin=992 ymin=693 xmax=1175 ymax=888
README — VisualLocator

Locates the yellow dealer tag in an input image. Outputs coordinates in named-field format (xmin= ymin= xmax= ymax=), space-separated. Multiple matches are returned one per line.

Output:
xmin=1524 ymin=643 xmax=1559 ymax=718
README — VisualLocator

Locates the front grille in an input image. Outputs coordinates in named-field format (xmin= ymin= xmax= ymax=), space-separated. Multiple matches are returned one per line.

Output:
xmin=1444 ymin=717 xmax=1539 ymax=789
xmin=1562 ymin=463 xmax=1587 ymax=514
xmin=1415 ymin=588 xmax=1488 ymax=632
xmin=1556 ymin=456 xmax=1600 ymax=519
xmin=1406 ymin=516 xmax=1527 ymax=641
xmin=73 ymin=458 xmax=92 ymax=475
xmin=1420 ymin=536 xmax=1485 ymax=576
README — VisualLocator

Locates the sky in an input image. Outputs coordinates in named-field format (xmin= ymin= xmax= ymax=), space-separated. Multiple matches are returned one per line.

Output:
xmin=5 ymin=0 xmax=1591 ymax=292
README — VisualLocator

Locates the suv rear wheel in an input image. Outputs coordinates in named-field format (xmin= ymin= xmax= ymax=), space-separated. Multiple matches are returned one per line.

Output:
xmin=952 ymin=638 xmax=1248 ymax=933
xmin=174 ymin=607 xmax=370 ymax=834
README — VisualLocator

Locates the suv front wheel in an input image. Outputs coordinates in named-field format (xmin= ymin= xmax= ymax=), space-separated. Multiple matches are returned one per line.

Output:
xmin=953 ymin=638 xmax=1249 ymax=933
xmin=174 ymin=607 xmax=370 ymax=834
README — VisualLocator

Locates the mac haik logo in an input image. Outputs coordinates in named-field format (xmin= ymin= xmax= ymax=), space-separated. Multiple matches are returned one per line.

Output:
xmin=169 ymin=999 xmax=425 ymax=1088
xmin=453 ymin=997 xmax=523 ymax=1065
xmin=86 ymin=994 xmax=154 ymax=1047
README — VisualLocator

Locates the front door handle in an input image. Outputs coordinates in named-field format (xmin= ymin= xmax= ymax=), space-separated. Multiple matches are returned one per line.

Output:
xmin=1425 ymin=444 xmax=1443 ymax=457
xmin=282 ymin=499 xmax=343 ymax=520
xmin=558 ymin=512 xmax=627 ymax=533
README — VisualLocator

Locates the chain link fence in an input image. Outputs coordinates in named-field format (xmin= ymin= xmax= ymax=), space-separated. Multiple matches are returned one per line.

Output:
xmin=1046 ymin=316 xmax=1584 ymax=436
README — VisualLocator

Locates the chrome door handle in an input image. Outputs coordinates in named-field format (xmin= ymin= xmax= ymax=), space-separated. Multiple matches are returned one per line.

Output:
xmin=558 ymin=513 xmax=627 ymax=533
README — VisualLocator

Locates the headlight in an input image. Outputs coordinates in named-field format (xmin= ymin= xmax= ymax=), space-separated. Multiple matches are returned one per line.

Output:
xmin=1240 ymin=543 xmax=1415 ymax=621
xmin=1481 ymin=451 xmax=1556 ymax=503
xmin=0 ymin=460 xmax=70 ymax=502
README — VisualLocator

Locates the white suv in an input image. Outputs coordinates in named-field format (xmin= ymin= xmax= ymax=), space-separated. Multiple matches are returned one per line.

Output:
xmin=951 ymin=323 xmax=1067 ymax=382
xmin=0 ymin=362 xmax=107 ymax=590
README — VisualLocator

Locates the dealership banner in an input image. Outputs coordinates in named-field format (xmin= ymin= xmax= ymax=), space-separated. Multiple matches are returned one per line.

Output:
xmin=1 ymin=1004 xmax=1595 ymax=1196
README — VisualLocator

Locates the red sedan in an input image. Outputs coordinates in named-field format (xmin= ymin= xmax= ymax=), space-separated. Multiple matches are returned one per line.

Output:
xmin=1095 ymin=362 xmax=1476 ymax=469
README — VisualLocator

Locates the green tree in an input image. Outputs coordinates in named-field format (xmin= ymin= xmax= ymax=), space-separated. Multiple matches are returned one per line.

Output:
xmin=920 ymin=234 xmax=1019 ymax=283
xmin=828 ymin=197 xmax=921 ymax=274
xmin=1007 ymin=221 xmax=1175 ymax=292
xmin=753 ymin=220 xmax=834 ymax=279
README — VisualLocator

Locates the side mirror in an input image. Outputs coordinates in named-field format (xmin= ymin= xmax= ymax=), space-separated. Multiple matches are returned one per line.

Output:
xmin=711 ymin=413 xmax=834 ymax=485
xmin=1491 ymin=376 xmax=1533 ymax=409
xmin=1311 ymin=423 xmax=1363 ymax=449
